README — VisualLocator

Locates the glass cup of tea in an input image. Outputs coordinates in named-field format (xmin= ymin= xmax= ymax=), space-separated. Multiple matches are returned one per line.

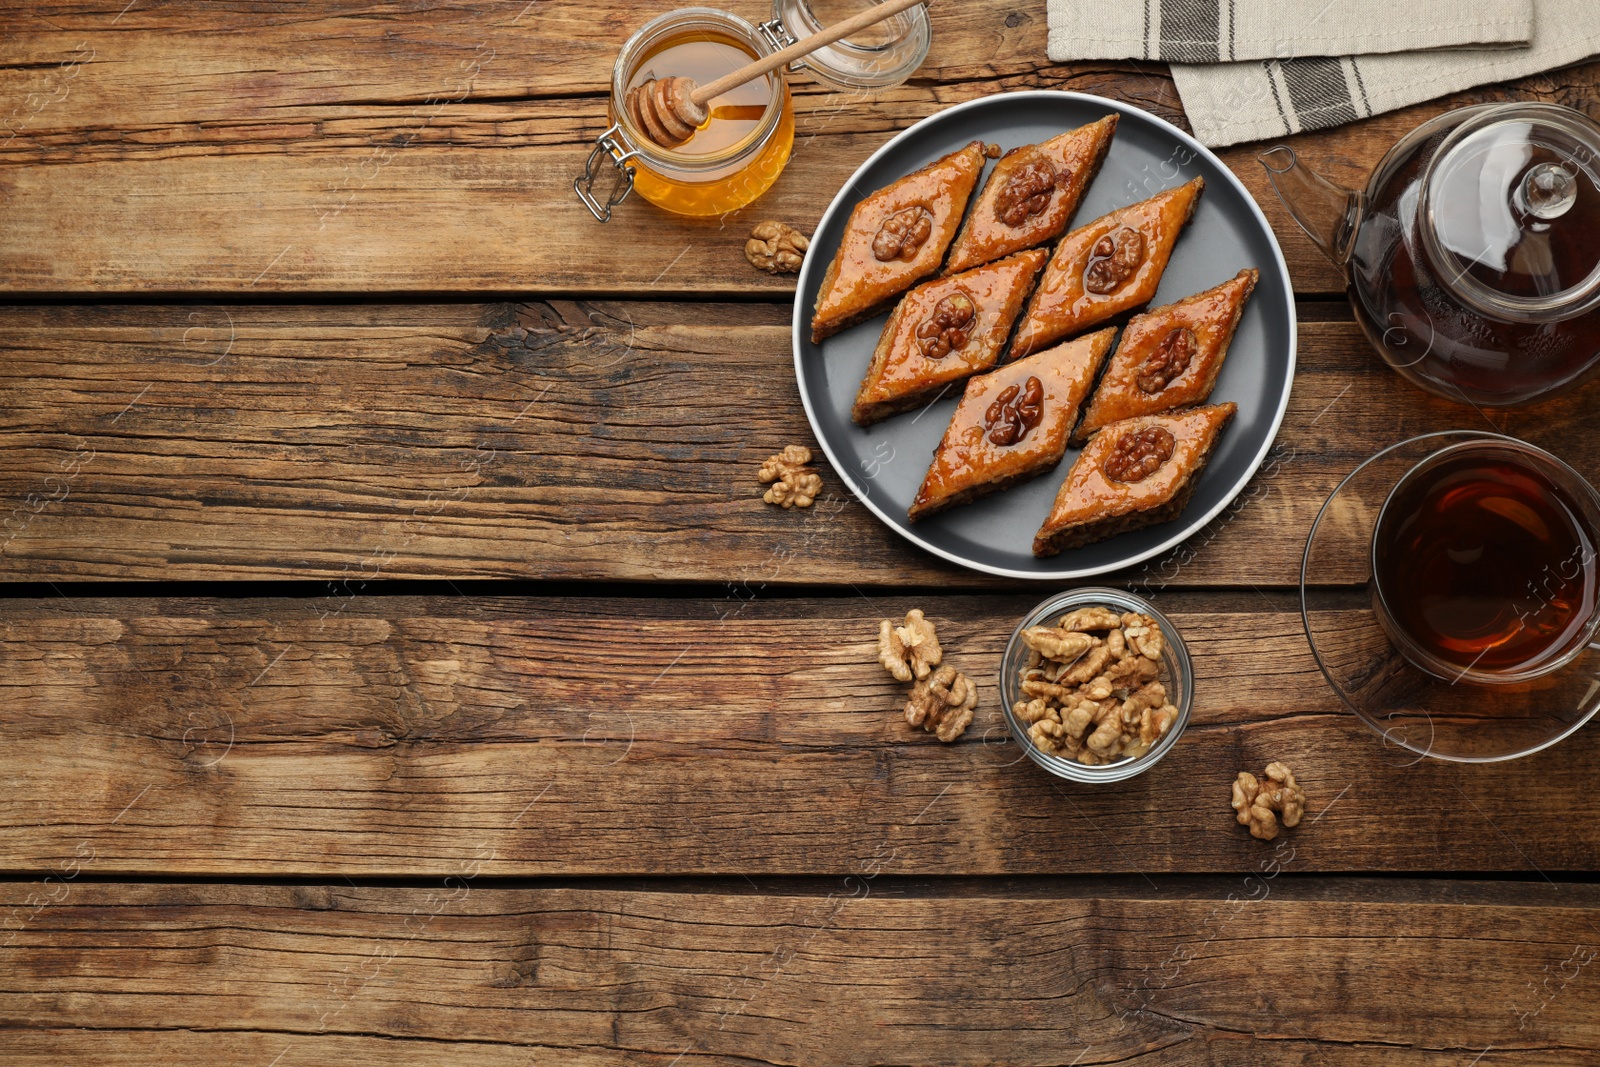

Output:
xmin=1370 ymin=438 xmax=1600 ymax=686
xmin=1302 ymin=430 xmax=1600 ymax=763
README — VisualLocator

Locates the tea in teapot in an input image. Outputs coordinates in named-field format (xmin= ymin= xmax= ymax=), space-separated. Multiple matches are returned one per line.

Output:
xmin=1263 ymin=103 xmax=1600 ymax=408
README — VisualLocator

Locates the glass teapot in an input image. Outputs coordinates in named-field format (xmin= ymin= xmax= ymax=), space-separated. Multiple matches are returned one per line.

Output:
xmin=1262 ymin=103 xmax=1600 ymax=408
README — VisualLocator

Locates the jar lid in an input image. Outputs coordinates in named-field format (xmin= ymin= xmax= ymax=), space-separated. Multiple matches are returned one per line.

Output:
xmin=1422 ymin=103 xmax=1600 ymax=323
xmin=768 ymin=0 xmax=931 ymax=93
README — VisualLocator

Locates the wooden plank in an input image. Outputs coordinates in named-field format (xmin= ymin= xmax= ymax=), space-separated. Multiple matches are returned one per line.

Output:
xmin=1 ymin=879 xmax=1596 ymax=1063
xmin=1 ymin=2 xmax=1597 ymax=294
xmin=5 ymin=301 xmax=1586 ymax=584
xmin=2 ymin=594 xmax=1597 ymax=877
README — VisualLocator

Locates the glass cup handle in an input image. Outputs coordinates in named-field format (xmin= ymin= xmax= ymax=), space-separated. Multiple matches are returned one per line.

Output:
xmin=574 ymin=123 xmax=638 ymax=223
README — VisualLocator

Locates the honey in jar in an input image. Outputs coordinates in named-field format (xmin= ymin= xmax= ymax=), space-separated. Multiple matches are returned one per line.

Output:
xmin=576 ymin=3 xmax=931 ymax=221
xmin=619 ymin=24 xmax=795 ymax=216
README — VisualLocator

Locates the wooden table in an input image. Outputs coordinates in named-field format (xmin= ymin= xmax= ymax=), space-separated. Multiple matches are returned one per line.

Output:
xmin=3 ymin=3 xmax=1599 ymax=1063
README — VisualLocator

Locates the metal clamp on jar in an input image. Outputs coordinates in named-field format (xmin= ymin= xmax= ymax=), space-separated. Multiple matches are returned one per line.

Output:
xmin=575 ymin=1 xmax=931 ymax=220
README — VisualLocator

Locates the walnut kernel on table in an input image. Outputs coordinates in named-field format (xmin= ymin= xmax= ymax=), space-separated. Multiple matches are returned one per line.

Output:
xmin=1012 ymin=608 xmax=1178 ymax=766
xmin=874 ymin=609 xmax=974 ymax=742
xmin=758 ymin=444 xmax=823 ymax=508
xmin=904 ymin=664 xmax=977 ymax=743
xmin=745 ymin=221 xmax=809 ymax=274
xmin=1231 ymin=762 xmax=1307 ymax=841
xmin=878 ymin=608 xmax=942 ymax=682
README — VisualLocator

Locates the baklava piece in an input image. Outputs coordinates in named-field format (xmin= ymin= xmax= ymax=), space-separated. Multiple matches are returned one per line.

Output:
xmin=810 ymin=140 xmax=993 ymax=343
xmin=1010 ymin=177 xmax=1204 ymax=358
xmin=1073 ymin=268 xmax=1256 ymax=444
xmin=851 ymin=249 xmax=1048 ymax=426
xmin=943 ymin=115 xmax=1118 ymax=275
xmin=909 ymin=327 xmax=1116 ymax=521
xmin=1032 ymin=402 xmax=1236 ymax=556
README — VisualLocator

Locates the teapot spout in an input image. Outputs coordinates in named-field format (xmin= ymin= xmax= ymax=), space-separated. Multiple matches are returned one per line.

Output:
xmin=1259 ymin=145 xmax=1362 ymax=267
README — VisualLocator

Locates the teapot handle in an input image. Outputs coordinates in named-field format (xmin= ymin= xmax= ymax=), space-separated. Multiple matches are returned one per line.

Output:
xmin=1259 ymin=146 xmax=1363 ymax=268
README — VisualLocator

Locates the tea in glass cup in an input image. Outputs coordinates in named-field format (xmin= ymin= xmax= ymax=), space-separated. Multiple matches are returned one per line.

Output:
xmin=1370 ymin=439 xmax=1600 ymax=684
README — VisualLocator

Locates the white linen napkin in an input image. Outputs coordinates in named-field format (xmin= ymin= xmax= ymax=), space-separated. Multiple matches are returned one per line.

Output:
xmin=1169 ymin=0 xmax=1600 ymax=146
xmin=1048 ymin=0 xmax=1532 ymax=63
xmin=1048 ymin=0 xmax=1600 ymax=148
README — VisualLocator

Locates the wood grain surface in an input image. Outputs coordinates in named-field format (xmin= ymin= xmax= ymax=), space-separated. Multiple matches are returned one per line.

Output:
xmin=6 ymin=3 xmax=1598 ymax=1058
xmin=5 ymin=302 xmax=1597 ymax=584
xmin=2 ymin=594 xmax=1595 ymax=876
xmin=1 ymin=1 xmax=1597 ymax=295
xmin=2 ymin=879 xmax=1597 ymax=1064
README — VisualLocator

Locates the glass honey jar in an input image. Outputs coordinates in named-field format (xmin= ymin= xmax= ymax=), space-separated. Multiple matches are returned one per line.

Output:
xmin=575 ymin=1 xmax=931 ymax=220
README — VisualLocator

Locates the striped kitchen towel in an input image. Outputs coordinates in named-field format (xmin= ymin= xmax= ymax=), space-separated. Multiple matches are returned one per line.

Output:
xmin=1170 ymin=0 xmax=1600 ymax=145
xmin=1050 ymin=0 xmax=1600 ymax=147
xmin=1049 ymin=0 xmax=1532 ymax=63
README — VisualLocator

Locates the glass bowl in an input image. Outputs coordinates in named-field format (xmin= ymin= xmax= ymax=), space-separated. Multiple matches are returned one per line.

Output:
xmin=1000 ymin=587 xmax=1194 ymax=783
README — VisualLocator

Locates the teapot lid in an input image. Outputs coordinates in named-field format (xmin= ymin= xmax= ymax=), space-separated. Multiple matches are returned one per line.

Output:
xmin=1421 ymin=103 xmax=1600 ymax=322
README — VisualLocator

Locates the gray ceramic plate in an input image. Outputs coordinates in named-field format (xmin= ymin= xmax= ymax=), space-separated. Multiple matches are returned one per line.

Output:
xmin=792 ymin=90 xmax=1296 ymax=580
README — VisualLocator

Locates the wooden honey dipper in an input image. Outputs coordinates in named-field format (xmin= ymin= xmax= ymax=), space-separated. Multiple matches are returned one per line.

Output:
xmin=625 ymin=0 xmax=927 ymax=149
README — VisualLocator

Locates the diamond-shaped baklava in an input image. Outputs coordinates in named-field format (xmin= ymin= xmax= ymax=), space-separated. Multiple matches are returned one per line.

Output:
xmin=1033 ymin=402 xmax=1236 ymax=556
xmin=908 ymin=327 xmax=1117 ymax=521
xmin=1073 ymin=268 xmax=1257 ymax=444
xmin=811 ymin=140 xmax=994 ymax=343
xmin=851 ymin=248 xmax=1048 ymax=426
xmin=943 ymin=115 xmax=1118 ymax=276
xmin=1010 ymin=177 xmax=1204 ymax=358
